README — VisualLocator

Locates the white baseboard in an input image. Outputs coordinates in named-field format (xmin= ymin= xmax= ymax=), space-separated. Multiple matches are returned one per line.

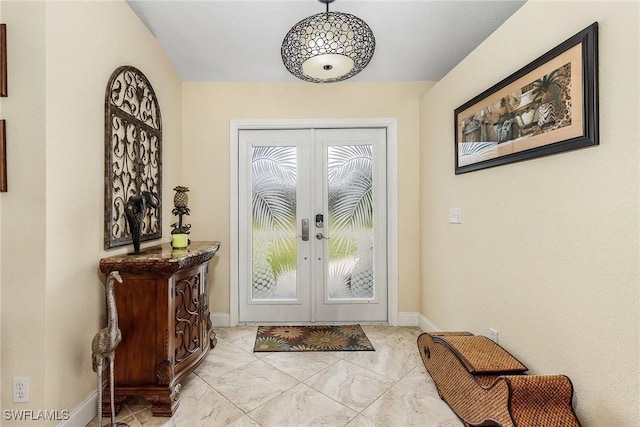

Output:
xmin=398 ymin=312 xmax=444 ymax=332
xmin=211 ymin=312 xmax=230 ymax=327
xmin=210 ymin=311 xmax=439 ymax=331
xmin=57 ymin=390 xmax=96 ymax=427
xmin=398 ymin=312 xmax=419 ymax=327
xmin=418 ymin=313 xmax=441 ymax=332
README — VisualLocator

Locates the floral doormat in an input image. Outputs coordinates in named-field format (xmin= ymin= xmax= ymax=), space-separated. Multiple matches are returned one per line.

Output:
xmin=253 ymin=325 xmax=375 ymax=352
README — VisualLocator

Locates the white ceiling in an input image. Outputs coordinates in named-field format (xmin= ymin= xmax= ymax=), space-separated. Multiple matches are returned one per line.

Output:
xmin=127 ymin=0 xmax=526 ymax=83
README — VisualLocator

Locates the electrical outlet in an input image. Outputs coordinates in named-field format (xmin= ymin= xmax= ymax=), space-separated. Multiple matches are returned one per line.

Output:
xmin=489 ymin=328 xmax=499 ymax=343
xmin=13 ymin=377 xmax=29 ymax=403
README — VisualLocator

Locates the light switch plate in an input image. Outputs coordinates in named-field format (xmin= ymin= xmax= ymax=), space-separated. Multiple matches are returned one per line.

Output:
xmin=449 ymin=208 xmax=462 ymax=224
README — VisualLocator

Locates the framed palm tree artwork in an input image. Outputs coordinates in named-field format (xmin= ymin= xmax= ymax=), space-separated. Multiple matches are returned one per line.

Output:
xmin=455 ymin=22 xmax=599 ymax=174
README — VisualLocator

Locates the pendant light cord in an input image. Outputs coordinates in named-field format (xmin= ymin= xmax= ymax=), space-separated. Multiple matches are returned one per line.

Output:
xmin=321 ymin=0 xmax=334 ymax=16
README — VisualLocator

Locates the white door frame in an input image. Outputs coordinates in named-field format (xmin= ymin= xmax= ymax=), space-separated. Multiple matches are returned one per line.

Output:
xmin=230 ymin=118 xmax=399 ymax=326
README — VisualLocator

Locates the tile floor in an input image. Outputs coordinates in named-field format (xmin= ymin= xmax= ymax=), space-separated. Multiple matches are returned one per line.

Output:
xmin=88 ymin=325 xmax=463 ymax=426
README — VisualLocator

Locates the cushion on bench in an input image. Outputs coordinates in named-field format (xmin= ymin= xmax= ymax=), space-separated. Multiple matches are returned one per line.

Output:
xmin=433 ymin=334 xmax=528 ymax=374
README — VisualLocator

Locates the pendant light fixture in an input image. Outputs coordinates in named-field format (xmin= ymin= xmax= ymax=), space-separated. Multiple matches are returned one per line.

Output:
xmin=281 ymin=0 xmax=375 ymax=83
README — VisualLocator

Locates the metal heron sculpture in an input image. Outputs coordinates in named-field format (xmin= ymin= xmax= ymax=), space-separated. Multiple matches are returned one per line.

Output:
xmin=91 ymin=271 xmax=127 ymax=427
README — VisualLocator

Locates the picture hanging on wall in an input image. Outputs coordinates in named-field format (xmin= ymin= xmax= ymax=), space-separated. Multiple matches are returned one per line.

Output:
xmin=454 ymin=22 xmax=598 ymax=174
xmin=0 ymin=120 xmax=6 ymax=192
xmin=0 ymin=24 xmax=6 ymax=97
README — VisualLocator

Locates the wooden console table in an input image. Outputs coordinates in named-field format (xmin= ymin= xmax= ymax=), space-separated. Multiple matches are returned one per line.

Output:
xmin=99 ymin=241 xmax=220 ymax=417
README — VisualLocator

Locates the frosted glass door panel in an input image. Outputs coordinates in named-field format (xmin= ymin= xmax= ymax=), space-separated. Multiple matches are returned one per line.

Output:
xmin=326 ymin=145 xmax=375 ymax=300
xmin=315 ymin=128 xmax=387 ymax=323
xmin=238 ymin=129 xmax=311 ymax=323
xmin=251 ymin=146 xmax=297 ymax=300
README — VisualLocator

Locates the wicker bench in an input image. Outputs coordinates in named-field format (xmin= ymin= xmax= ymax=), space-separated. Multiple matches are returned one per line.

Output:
xmin=417 ymin=332 xmax=581 ymax=427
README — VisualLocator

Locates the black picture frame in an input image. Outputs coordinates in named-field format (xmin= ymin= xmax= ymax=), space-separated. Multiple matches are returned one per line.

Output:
xmin=0 ymin=120 xmax=6 ymax=192
xmin=1 ymin=24 xmax=7 ymax=97
xmin=455 ymin=22 xmax=598 ymax=174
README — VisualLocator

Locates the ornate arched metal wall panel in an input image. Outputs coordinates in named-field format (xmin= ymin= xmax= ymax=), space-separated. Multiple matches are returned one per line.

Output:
xmin=104 ymin=66 xmax=162 ymax=249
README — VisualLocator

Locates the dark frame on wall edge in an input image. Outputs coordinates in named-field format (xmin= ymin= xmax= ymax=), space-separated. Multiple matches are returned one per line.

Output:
xmin=454 ymin=22 xmax=598 ymax=174
xmin=0 ymin=120 xmax=7 ymax=192
xmin=1 ymin=24 xmax=6 ymax=97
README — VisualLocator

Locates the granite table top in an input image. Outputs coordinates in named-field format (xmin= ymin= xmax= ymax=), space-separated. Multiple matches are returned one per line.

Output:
xmin=99 ymin=241 xmax=221 ymax=276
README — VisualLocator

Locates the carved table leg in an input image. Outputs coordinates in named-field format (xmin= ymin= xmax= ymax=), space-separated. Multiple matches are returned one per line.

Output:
xmin=101 ymin=390 xmax=126 ymax=416
xmin=148 ymin=384 xmax=182 ymax=417
xmin=209 ymin=329 xmax=217 ymax=349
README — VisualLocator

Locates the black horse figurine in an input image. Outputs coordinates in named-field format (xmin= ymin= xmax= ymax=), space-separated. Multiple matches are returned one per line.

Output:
xmin=124 ymin=191 xmax=161 ymax=253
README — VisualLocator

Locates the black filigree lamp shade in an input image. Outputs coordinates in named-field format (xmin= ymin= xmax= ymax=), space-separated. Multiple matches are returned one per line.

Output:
xmin=281 ymin=1 xmax=375 ymax=83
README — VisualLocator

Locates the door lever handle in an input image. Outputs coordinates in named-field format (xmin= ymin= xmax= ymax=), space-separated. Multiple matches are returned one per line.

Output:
xmin=301 ymin=219 xmax=309 ymax=241
xmin=316 ymin=232 xmax=330 ymax=240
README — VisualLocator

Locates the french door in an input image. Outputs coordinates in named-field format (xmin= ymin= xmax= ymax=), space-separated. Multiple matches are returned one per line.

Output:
xmin=238 ymin=127 xmax=387 ymax=323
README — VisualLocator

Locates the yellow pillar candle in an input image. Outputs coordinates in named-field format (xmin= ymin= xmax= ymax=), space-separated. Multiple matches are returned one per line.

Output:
xmin=171 ymin=233 xmax=189 ymax=249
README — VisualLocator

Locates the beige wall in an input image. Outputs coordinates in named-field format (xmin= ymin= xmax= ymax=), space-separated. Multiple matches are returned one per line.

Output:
xmin=0 ymin=0 xmax=182 ymax=423
xmin=1 ymin=0 xmax=637 ymax=424
xmin=182 ymin=82 xmax=431 ymax=316
xmin=0 ymin=0 xmax=47 ymax=415
xmin=419 ymin=1 xmax=639 ymax=426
